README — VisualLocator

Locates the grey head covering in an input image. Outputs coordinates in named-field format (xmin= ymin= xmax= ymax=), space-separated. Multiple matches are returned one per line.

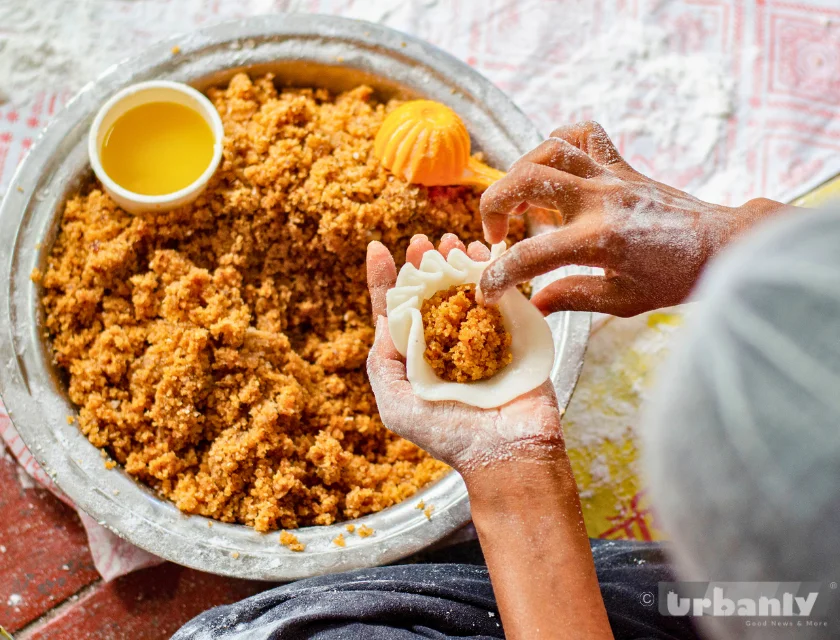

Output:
xmin=642 ymin=206 xmax=840 ymax=639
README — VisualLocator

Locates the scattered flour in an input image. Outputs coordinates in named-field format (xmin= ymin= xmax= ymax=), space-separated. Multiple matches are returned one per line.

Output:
xmin=566 ymin=22 xmax=730 ymax=155
xmin=563 ymin=308 xmax=685 ymax=495
xmin=516 ymin=19 xmax=737 ymax=202
xmin=589 ymin=454 xmax=611 ymax=485
xmin=0 ymin=0 xmax=297 ymax=104
xmin=0 ymin=0 xmax=432 ymax=106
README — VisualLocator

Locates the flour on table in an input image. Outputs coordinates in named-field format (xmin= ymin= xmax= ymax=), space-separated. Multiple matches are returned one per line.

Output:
xmin=563 ymin=308 xmax=686 ymax=496
xmin=544 ymin=21 xmax=732 ymax=163
xmin=0 ymin=0 xmax=305 ymax=104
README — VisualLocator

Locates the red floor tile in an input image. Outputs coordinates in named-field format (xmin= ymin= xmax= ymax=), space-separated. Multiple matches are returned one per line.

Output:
xmin=0 ymin=448 xmax=99 ymax=633
xmin=1 ymin=445 xmax=270 ymax=637
xmin=27 ymin=563 xmax=269 ymax=639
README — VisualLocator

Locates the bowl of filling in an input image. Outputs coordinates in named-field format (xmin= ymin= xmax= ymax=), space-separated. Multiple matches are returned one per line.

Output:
xmin=0 ymin=14 xmax=591 ymax=580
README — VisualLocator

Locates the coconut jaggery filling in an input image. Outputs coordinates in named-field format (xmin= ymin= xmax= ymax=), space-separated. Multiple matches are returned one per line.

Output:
xmin=36 ymin=73 xmax=524 ymax=533
xmin=421 ymin=284 xmax=513 ymax=383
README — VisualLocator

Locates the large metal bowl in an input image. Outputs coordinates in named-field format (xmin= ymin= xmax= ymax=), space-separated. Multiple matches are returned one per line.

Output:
xmin=0 ymin=14 xmax=591 ymax=581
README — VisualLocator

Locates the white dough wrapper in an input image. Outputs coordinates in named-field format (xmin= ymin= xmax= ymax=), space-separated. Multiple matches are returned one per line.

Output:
xmin=386 ymin=243 xmax=555 ymax=408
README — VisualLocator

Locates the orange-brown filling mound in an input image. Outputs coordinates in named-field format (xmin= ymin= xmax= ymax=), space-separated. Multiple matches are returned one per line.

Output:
xmin=36 ymin=73 xmax=525 ymax=533
xmin=421 ymin=284 xmax=512 ymax=383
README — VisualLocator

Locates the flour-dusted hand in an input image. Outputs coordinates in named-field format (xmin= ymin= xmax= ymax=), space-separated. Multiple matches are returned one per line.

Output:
xmin=479 ymin=121 xmax=791 ymax=317
xmin=368 ymin=235 xmax=613 ymax=639
xmin=366 ymin=236 xmax=564 ymax=473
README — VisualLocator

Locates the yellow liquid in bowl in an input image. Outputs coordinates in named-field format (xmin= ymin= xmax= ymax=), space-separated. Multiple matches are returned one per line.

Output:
xmin=100 ymin=101 xmax=215 ymax=196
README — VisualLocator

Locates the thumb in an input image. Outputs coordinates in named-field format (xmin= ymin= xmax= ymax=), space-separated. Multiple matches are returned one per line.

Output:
xmin=366 ymin=241 xmax=397 ymax=318
xmin=530 ymin=275 xmax=629 ymax=316
xmin=367 ymin=316 xmax=413 ymax=398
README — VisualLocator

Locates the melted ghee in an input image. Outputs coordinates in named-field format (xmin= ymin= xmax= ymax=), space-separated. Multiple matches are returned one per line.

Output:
xmin=100 ymin=102 xmax=214 ymax=195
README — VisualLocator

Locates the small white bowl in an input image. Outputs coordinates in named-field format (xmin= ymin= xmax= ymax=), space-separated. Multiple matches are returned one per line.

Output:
xmin=88 ymin=81 xmax=224 ymax=214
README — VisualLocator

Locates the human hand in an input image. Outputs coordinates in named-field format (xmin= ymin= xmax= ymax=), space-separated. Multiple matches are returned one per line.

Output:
xmin=479 ymin=121 xmax=789 ymax=317
xmin=369 ymin=237 xmax=612 ymax=640
xmin=366 ymin=233 xmax=564 ymax=475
